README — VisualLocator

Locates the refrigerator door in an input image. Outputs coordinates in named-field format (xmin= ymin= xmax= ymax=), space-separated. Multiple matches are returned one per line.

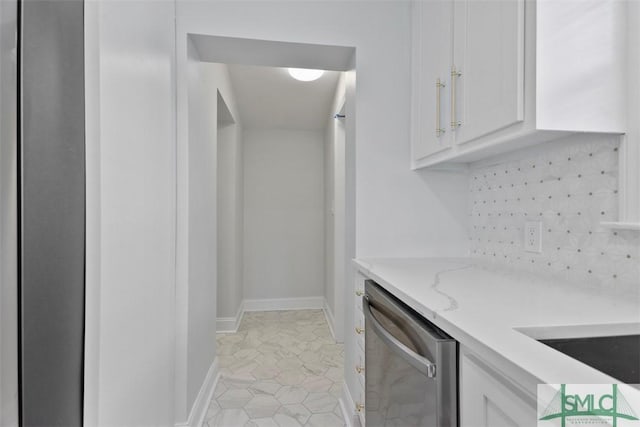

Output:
xmin=0 ymin=0 xmax=19 ymax=425
xmin=20 ymin=0 xmax=85 ymax=425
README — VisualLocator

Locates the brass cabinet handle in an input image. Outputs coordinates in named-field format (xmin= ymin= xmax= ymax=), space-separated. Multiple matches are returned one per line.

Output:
xmin=356 ymin=365 xmax=365 ymax=374
xmin=450 ymin=66 xmax=462 ymax=130
xmin=356 ymin=403 xmax=365 ymax=412
xmin=436 ymin=78 xmax=446 ymax=137
xmin=355 ymin=290 xmax=364 ymax=297
xmin=355 ymin=326 xmax=365 ymax=334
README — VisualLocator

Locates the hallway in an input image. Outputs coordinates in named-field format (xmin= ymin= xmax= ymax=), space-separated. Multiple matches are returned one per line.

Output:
xmin=204 ymin=310 xmax=346 ymax=427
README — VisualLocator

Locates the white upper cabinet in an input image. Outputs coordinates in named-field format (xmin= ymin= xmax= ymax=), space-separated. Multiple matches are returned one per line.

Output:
xmin=411 ymin=0 xmax=627 ymax=169
xmin=452 ymin=0 xmax=525 ymax=145
xmin=410 ymin=0 xmax=453 ymax=162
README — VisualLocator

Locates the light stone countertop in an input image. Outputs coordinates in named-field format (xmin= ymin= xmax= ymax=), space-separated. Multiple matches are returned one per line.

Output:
xmin=353 ymin=257 xmax=640 ymax=396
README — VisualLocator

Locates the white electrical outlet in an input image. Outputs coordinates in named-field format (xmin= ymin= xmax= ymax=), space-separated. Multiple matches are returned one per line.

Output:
xmin=524 ymin=221 xmax=542 ymax=253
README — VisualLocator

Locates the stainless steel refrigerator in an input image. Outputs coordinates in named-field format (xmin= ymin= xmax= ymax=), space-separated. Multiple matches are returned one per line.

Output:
xmin=1 ymin=0 xmax=85 ymax=425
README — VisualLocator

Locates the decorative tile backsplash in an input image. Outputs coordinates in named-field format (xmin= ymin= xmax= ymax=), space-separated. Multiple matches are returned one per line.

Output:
xmin=469 ymin=135 xmax=640 ymax=294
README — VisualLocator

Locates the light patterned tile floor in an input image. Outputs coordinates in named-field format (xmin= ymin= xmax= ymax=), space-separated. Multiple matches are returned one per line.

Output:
xmin=204 ymin=310 xmax=346 ymax=427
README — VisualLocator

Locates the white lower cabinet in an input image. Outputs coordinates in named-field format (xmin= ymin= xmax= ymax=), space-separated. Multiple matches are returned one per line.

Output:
xmin=353 ymin=275 xmax=366 ymax=425
xmin=460 ymin=347 xmax=537 ymax=427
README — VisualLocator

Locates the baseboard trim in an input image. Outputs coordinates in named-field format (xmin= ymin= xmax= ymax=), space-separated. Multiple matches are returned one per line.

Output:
xmin=216 ymin=297 xmax=325 ymax=332
xmin=175 ymin=357 xmax=220 ymax=427
xmin=322 ymin=300 xmax=336 ymax=341
xmin=216 ymin=301 xmax=245 ymax=333
xmin=243 ymin=296 xmax=324 ymax=312
xmin=339 ymin=380 xmax=357 ymax=427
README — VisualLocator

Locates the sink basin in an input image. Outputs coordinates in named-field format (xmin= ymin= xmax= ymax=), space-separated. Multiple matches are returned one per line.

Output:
xmin=538 ymin=335 xmax=640 ymax=384
xmin=515 ymin=323 xmax=640 ymax=384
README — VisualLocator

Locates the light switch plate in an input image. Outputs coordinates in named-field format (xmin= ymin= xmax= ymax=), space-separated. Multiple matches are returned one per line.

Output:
xmin=524 ymin=221 xmax=542 ymax=253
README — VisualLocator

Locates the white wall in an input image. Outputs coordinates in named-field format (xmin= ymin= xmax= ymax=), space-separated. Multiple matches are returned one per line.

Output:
xmin=176 ymin=45 xmax=243 ymax=421
xmin=88 ymin=2 xmax=177 ymax=425
xmin=243 ymin=129 xmax=325 ymax=301
xmin=324 ymin=73 xmax=346 ymax=341
xmin=185 ymin=41 xmax=218 ymax=415
xmin=217 ymin=107 xmax=244 ymax=319
xmin=324 ymin=119 xmax=335 ymax=313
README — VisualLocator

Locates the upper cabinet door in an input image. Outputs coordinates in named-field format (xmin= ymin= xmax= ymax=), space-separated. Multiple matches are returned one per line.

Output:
xmin=452 ymin=0 xmax=525 ymax=145
xmin=410 ymin=0 xmax=453 ymax=166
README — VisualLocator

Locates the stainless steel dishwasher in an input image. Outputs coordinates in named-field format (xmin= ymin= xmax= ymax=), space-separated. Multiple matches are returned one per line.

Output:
xmin=364 ymin=280 xmax=458 ymax=426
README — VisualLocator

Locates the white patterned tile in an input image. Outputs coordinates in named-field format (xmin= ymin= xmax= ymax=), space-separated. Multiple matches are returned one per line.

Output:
xmin=210 ymin=408 xmax=250 ymax=427
xmin=276 ymin=357 xmax=303 ymax=371
xmin=275 ymin=386 xmax=308 ymax=405
xmin=302 ymin=392 xmax=337 ymax=413
xmin=209 ymin=310 xmax=345 ymax=427
xmin=329 ymin=382 xmax=343 ymax=398
xmin=277 ymin=404 xmax=311 ymax=424
xmin=218 ymin=389 xmax=253 ymax=409
xmin=306 ymin=412 xmax=345 ymax=427
xmin=324 ymin=367 xmax=343 ymax=383
xmin=249 ymin=380 xmax=281 ymax=396
xmin=205 ymin=400 xmax=221 ymax=421
xmin=223 ymin=375 xmax=256 ymax=389
xmin=274 ymin=370 xmax=306 ymax=386
xmin=272 ymin=413 xmax=302 ymax=427
xmin=244 ymin=395 xmax=280 ymax=419
xmin=301 ymin=375 xmax=333 ymax=392
xmin=214 ymin=382 xmax=228 ymax=399
xmin=301 ymin=362 xmax=328 ymax=376
xmin=246 ymin=418 xmax=279 ymax=427
xmin=250 ymin=365 xmax=280 ymax=380
xmin=469 ymin=135 xmax=639 ymax=294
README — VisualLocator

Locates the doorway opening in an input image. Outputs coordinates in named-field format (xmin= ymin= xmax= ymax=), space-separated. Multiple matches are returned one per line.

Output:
xmin=178 ymin=33 xmax=356 ymax=424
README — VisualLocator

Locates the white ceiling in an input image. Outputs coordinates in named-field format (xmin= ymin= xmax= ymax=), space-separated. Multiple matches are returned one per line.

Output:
xmin=227 ymin=64 xmax=341 ymax=131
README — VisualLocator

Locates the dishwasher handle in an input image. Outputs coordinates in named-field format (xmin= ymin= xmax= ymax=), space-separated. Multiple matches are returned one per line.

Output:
xmin=363 ymin=296 xmax=437 ymax=378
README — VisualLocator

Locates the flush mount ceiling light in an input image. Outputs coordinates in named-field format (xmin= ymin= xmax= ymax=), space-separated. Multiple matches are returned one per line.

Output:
xmin=288 ymin=68 xmax=325 ymax=82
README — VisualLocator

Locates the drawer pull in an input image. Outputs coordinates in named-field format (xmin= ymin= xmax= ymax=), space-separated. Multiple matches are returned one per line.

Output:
xmin=355 ymin=290 xmax=364 ymax=297
xmin=355 ymin=326 xmax=365 ymax=334
xmin=355 ymin=403 xmax=365 ymax=412
xmin=355 ymin=365 xmax=365 ymax=374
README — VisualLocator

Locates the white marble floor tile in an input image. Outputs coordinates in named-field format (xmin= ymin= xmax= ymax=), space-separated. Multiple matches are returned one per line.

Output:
xmin=300 ymin=375 xmax=332 ymax=392
xmin=218 ymin=389 xmax=253 ymax=409
xmin=206 ymin=310 xmax=346 ymax=426
xmin=278 ymin=404 xmax=311 ymax=424
xmin=306 ymin=412 xmax=344 ymax=427
xmin=249 ymin=380 xmax=282 ymax=396
xmin=247 ymin=418 xmax=280 ymax=427
xmin=244 ymin=395 xmax=281 ymax=418
xmin=275 ymin=386 xmax=308 ymax=405
xmin=302 ymin=392 xmax=338 ymax=413
xmin=272 ymin=413 xmax=302 ymax=427
xmin=206 ymin=408 xmax=250 ymax=427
